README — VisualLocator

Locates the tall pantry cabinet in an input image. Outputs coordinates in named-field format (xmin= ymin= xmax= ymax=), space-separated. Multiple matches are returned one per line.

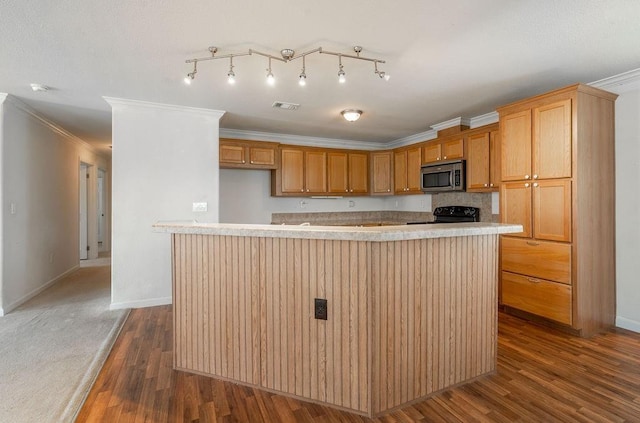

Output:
xmin=498 ymin=84 xmax=618 ymax=337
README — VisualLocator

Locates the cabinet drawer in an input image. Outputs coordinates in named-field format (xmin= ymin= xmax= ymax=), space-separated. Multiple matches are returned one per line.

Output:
xmin=501 ymin=237 xmax=571 ymax=284
xmin=502 ymin=271 xmax=572 ymax=325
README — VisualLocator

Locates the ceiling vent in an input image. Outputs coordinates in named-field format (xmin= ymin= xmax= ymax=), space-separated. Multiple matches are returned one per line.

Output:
xmin=272 ymin=101 xmax=300 ymax=111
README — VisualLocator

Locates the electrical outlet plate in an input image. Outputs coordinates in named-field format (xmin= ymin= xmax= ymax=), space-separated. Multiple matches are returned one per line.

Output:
xmin=314 ymin=298 xmax=328 ymax=320
xmin=192 ymin=202 xmax=208 ymax=212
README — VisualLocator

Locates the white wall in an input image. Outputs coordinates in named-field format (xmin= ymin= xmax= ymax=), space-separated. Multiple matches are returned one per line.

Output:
xmin=107 ymin=98 xmax=223 ymax=309
xmin=219 ymin=169 xmax=431 ymax=224
xmin=0 ymin=95 xmax=108 ymax=314
xmin=612 ymin=82 xmax=640 ymax=332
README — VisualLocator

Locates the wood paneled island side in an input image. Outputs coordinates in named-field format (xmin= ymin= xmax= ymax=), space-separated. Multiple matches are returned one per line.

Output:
xmin=154 ymin=222 xmax=521 ymax=417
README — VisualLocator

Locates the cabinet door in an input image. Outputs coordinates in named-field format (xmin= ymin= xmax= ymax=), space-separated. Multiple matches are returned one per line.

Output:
xmin=394 ymin=151 xmax=408 ymax=193
xmin=348 ymin=153 xmax=369 ymax=194
xmin=500 ymin=182 xmax=532 ymax=237
xmin=467 ymin=132 xmax=490 ymax=191
xmin=304 ymin=150 xmax=327 ymax=194
xmin=406 ymin=147 xmax=422 ymax=192
xmin=423 ymin=142 xmax=441 ymax=163
xmin=327 ymin=152 xmax=349 ymax=193
xmin=533 ymin=99 xmax=572 ymax=179
xmin=442 ymin=138 xmax=464 ymax=160
xmin=501 ymin=110 xmax=532 ymax=181
xmin=249 ymin=146 xmax=276 ymax=167
xmin=371 ymin=151 xmax=393 ymax=195
xmin=220 ymin=144 xmax=246 ymax=165
xmin=280 ymin=148 xmax=305 ymax=193
xmin=533 ymin=179 xmax=572 ymax=242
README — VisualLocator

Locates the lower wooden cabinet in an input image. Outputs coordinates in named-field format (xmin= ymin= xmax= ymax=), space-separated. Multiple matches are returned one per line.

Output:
xmin=501 ymin=237 xmax=571 ymax=284
xmin=501 ymin=271 xmax=572 ymax=325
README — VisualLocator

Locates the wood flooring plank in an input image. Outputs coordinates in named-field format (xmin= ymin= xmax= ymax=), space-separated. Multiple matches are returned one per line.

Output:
xmin=78 ymin=306 xmax=640 ymax=423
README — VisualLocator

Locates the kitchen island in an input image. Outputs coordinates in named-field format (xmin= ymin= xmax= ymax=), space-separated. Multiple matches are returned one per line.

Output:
xmin=154 ymin=221 xmax=521 ymax=417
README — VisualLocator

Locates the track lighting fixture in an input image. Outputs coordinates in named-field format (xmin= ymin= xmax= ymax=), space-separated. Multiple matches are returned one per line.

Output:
xmin=182 ymin=45 xmax=388 ymax=86
xmin=266 ymin=57 xmax=275 ymax=85
xmin=227 ymin=56 xmax=235 ymax=84
xmin=374 ymin=61 xmax=391 ymax=81
xmin=338 ymin=55 xmax=346 ymax=84
xmin=298 ymin=55 xmax=307 ymax=86
xmin=183 ymin=61 xmax=197 ymax=85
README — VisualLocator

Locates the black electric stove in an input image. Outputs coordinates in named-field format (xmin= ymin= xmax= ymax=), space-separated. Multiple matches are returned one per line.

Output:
xmin=428 ymin=206 xmax=480 ymax=224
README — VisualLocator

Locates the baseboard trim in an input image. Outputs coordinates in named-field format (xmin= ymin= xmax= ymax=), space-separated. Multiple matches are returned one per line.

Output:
xmin=110 ymin=296 xmax=172 ymax=310
xmin=2 ymin=265 xmax=80 ymax=314
xmin=615 ymin=316 xmax=640 ymax=333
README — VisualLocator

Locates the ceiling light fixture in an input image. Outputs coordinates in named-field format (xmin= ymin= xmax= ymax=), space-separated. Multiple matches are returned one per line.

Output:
xmin=341 ymin=109 xmax=362 ymax=122
xmin=182 ymin=45 xmax=388 ymax=86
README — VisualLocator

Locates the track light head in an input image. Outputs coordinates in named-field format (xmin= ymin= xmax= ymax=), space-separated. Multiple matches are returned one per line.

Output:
xmin=338 ymin=67 xmax=346 ymax=84
xmin=183 ymin=72 xmax=195 ymax=85
xmin=266 ymin=71 xmax=275 ymax=85
xmin=298 ymin=73 xmax=307 ymax=86
xmin=227 ymin=70 xmax=236 ymax=84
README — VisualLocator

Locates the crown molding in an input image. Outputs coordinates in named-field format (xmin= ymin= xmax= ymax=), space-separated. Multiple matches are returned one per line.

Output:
xmin=219 ymin=128 xmax=387 ymax=150
xmin=386 ymin=129 xmax=438 ymax=149
xmin=103 ymin=97 xmax=226 ymax=119
xmin=430 ymin=116 xmax=471 ymax=132
xmin=3 ymin=94 xmax=98 ymax=154
xmin=469 ymin=111 xmax=499 ymax=128
xmin=0 ymin=93 xmax=8 ymax=104
xmin=589 ymin=68 xmax=640 ymax=93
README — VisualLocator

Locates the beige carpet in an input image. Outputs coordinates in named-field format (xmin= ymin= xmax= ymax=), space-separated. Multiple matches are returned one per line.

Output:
xmin=0 ymin=262 xmax=128 ymax=422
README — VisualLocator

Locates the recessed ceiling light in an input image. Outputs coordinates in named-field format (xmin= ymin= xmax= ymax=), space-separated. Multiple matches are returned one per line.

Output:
xmin=30 ymin=83 xmax=49 ymax=92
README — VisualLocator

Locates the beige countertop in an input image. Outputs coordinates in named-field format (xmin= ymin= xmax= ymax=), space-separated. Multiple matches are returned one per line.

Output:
xmin=153 ymin=221 xmax=522 ymax=241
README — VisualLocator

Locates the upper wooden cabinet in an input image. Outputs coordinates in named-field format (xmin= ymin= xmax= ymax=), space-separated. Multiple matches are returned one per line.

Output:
xmin=370 ymin=151 xmax=393 ymax=195
xmin=423 ymin=137 xmax=464 ymax=164
xmin=273 ymin=147 xmax=327 ymax=195
xmin=500 ymin=99 xmax=571 ymax=181
xmin=327 ymin=151 xmax=369 ymax=195
xmin=273 ymin=146 xmax=369 ymax=196
xmin=466 ymin=128 xmax=500 ymax=192
xmin=219 ymin=138 xmax=278 ymax=169
xmin=394 ymin=146 xmax=422 ymax=194
xmin=497 ymin=84 xmax=618 ymax=336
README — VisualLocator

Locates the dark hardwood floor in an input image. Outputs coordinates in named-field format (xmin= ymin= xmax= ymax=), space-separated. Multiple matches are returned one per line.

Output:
xmin=76 ymin=306 xmax=640 ymax=422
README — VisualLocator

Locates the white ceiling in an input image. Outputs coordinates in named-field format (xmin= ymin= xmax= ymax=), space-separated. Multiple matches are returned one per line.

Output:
xmin=2 ymin=0 xmax=640 ymax=156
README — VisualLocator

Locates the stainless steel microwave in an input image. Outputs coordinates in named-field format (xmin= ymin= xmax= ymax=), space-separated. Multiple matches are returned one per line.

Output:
xmin=420 ymin=159 xmax=465 ymax=192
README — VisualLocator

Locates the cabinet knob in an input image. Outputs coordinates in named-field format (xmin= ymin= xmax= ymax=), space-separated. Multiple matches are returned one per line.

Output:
xmin=437 ymin=157 xmax=441 ymax=161
xmin=387 ymin=189 xmax=390 ymax=192
xmin=345 ymin=189 xmax=349 ymax=192
xmin=306 ymin=189 xmax=310 ymax=192
xmin=533 ymin=182 xmax=539 ymax=187
xmin=484 ymin=183 xmax=488 ymax=187
xmin=350 ymin=189 xmax=353 ymax=192
xmin=489 ymin=183 xmax=494 ymax=187
xmin=443 ymin=156 xmax=447 ymax=160
xmin=524 ymin=183 xmax=530 ymax=188
xmin=301 ymin=189 xmax=304 ymax=192
xmin=533 ymin=174 xmax=538 ymax=179
xmin=524 ymin=174 xmax=530 ymax=180
xmin=242 ymin=160 xmax=246 ymax=164
xmin=527 ymin=277 xmax=542 ymax=284
xmin=250 ymin=160 xmax=254 ymax=164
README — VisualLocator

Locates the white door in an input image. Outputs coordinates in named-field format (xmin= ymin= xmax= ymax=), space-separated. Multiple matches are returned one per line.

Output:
xmin=79 ymin=164 xmax=89 ymax=260
xmin=97 ymin=169 xmax=105 ymax=249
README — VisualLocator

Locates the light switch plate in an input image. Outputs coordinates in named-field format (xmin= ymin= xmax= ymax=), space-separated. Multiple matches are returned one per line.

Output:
xmin=192 ymin=202 xmax=208 ymax=212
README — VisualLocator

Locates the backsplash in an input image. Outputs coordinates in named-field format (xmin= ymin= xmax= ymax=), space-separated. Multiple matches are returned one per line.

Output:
xmin=271 ymin=211 xmax=433 ymax=225
xmin=431 ymin=192 xmax=497 ymax=222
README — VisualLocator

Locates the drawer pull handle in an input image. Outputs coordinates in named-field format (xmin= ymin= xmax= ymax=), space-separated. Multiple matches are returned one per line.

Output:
xmin=527 ymin=277 xmax=542 ymax=284
xmin=526 ymin=241 xmax=539 ymax=246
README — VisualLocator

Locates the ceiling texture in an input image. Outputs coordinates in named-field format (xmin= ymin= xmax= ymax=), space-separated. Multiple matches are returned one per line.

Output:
xmin=2 ymin=0 xmax=640 ymax=156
